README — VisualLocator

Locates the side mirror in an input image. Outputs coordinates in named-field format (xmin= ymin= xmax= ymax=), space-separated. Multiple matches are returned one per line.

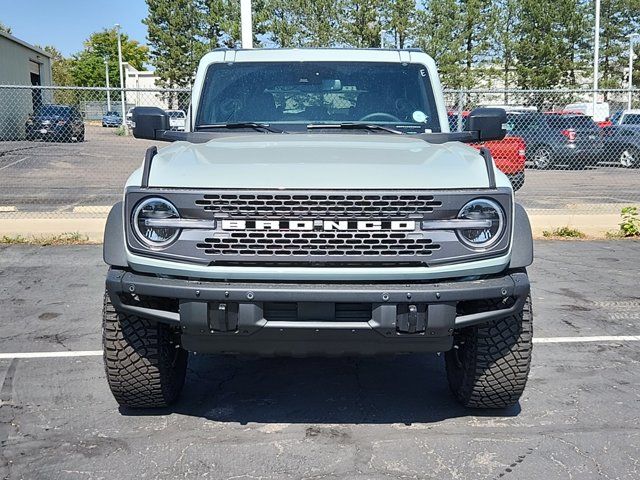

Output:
xmin=132 ymin=107 xmax=169 ymax=140
xmin=466 ymin=108 xmax=507 ymax=142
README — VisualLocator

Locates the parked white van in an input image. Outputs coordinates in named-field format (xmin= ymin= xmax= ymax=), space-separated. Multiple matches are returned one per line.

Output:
xmin=564 ymin=102 xmax=610 ymax=123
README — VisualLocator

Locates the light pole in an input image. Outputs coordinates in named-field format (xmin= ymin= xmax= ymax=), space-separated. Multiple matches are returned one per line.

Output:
xmin=628 ymin=33 xmax=639 ymax=110
xmin=593 ymin=0 xmax=601 ymax=116
xmin=380 ymin=29 xmax=386 ymax=49
xmin=104 ymin=55 xmax=111 ymax=112
xmin=115 ymin=24 xmax=127 ymax=132
xmin=240 ymin=0 xmax=253 ymax=48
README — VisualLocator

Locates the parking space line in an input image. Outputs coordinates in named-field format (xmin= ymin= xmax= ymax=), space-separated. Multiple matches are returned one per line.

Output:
xmin=0 ymin=351 xmax=102 ymax=359
xmin=0 ymin=156 xmax=29 ymax=171
xmin=0 ymin=206 xmax=16 ymax=212
xmin=1 ymin=336 xmax=640 ymax=359
xmin=533 ymin=335 xmax=640 ymax=344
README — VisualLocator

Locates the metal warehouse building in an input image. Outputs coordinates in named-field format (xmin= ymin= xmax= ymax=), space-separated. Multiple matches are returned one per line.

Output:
xmin=0 ymin=30 xmax=52 ymax=140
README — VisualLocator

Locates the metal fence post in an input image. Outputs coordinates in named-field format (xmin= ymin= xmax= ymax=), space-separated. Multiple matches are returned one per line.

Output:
xmin=456 ymin=90 xmax=465 ymax=132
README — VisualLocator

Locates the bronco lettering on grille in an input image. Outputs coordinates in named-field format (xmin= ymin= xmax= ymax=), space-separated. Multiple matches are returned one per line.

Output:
xmin=221 ymin=220 xmax=417 ymax=231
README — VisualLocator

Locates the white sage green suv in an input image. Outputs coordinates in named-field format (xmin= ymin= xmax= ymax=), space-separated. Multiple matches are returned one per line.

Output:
xmin=103 ymin=48 xmax=533 ymax=410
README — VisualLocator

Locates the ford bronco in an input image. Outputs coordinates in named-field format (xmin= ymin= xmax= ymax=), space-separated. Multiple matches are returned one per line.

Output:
xmin=103 ymin=48 xmax=533 ymax=409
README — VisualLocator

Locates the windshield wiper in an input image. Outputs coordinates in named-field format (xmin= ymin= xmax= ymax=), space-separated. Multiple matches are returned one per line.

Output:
xmin=306 ymin=123 xmax=403 ymax=135
xmin=196 ymin=122 xmax=285 ymax=133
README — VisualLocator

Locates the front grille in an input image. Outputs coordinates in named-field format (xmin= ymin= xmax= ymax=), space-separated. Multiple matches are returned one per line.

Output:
xmin=196 ymin=231 xmax=440 ymax=257
xmin=125 ymin=187 xmax=513 ymax=267
xmin=195 ymin=193 xmax=442 ymax=218
xmin=264 ymin=303 xmax=373 ymax=322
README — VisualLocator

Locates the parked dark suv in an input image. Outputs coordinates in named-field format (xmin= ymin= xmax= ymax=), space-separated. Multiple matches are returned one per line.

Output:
xmin=601 ymin=124 xmax=640 ymax=168
xmin=25 ymin=105 xmax=85 ymax=142
xmin=507 ymin=113 xmax=601 ymax=169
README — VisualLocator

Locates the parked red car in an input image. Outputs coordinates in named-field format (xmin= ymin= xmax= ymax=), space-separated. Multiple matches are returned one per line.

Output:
xmin=448 ymin=112 xmax=526 ymax=190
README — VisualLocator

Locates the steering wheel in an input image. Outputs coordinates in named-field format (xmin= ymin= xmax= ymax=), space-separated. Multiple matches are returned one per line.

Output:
xmin=359 ymin=112 xmax=401 ymax=122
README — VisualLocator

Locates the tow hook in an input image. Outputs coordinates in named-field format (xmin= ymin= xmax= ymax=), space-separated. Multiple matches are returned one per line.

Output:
xmin=396 ymin=304 xmax=427 ymax=334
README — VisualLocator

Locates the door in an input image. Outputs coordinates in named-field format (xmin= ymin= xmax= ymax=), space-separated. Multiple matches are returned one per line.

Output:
xmin=29 ymin=60 xmax=42 ymax=111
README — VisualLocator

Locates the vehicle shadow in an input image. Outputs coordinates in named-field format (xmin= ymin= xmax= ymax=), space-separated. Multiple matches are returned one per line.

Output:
xmin=120 ymin=353 xmax=521 ymax=424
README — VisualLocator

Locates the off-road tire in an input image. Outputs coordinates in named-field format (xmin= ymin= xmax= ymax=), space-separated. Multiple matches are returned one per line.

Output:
xmin=445 ymin=296 xmax=532 ymax=409
xmin=102 ymin=291 xmax=187 ymax=408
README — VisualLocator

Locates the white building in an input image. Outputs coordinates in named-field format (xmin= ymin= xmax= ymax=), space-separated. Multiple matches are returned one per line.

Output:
xmin=123 ymin=63 xmax=170 ymax=110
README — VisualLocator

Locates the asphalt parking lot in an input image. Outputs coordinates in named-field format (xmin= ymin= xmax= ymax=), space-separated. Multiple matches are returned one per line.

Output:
xmin=0 ymin=125 xmax=639 ymax=215
xmin=0 ymin=240 xmax=639 ymax=479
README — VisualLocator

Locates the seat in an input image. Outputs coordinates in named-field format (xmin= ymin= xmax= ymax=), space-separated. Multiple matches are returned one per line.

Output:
xmin=243 ymin=93 xmax=278 ymax=122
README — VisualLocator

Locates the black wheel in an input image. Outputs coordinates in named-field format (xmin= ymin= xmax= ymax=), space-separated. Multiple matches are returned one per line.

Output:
xmin=619 ymin=147 xmax=639 ymax=168
xmin=78 ymin=130 xmax=85 ymax=142
xmin=445 ymin=295 xmax=533 ymax=409
xmin=102 ymin=291 xmax=187 ymax=408
xmin=531 ymin=147 xmax=553 ymax=169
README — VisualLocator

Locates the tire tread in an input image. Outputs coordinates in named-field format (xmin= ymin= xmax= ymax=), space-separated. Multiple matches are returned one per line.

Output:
xmin=446 ymin=296 xmax=533 ymax=409
xmin=102 ymin=292 xmax=187 ymax=408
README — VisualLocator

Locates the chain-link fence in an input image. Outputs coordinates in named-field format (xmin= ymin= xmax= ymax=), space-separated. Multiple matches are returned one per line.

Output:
xmin=0 ymin=85 xmax=639 ymax=218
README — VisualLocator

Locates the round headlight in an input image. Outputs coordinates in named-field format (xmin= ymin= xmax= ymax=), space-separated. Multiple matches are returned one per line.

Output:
xmin=133 ymin=198 xmax=180 ymax=248
xmin=456 ymin=198 xmax=505 ymax=249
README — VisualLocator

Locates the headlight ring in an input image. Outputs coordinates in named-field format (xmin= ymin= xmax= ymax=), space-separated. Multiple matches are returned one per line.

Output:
xmin=456 ymin=198 xmax=505 ymax=249
xmin=132 ymin=197 xmax=181 ymax=248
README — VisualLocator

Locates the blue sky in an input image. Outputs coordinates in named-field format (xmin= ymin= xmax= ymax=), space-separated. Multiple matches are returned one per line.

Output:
xmin=1 ymin=0 xmax=150 ymax=56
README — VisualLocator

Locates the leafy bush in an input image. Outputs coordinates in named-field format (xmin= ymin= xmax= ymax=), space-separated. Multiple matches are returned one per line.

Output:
xmin=542 ymin=227 xmax=585 ymax=239
xmin=619 ymin=206 xmax=640 ymax=237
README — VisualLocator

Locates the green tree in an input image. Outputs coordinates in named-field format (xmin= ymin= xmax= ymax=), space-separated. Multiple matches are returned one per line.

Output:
xmin=514 ymin=0 xmax=584 ymax=89
xmin=200 ymin=0 xmax=266 ymax=48
xmin=144 ymin=0 xmax=203 ymax=89
xmin=43 ymin=46 xmax=74 ymax=86
xmin=457 ymin=0 xmax=495 ymax=88
xmin=261 ymin=0 xmax=300 ymax=47
xmin=386 ymin=0 xmax=416 ymax=49
xmin=262 ymin=0 xmax=342 ymax=47
xmin=0 ymin=21 xmax=11 ymax=34
xmin=70 ymin=28 xmax=148 ymax=88
xmin=598 ymin=0 xmax=640 ymax=89
xmin=36 ymin=46 xmax=77 ymax=104
xmin=414 ymin=0 xmax=465 ymax=88
xmin=341 ymin=0 xmax=384 ymax=48
xmin=491 ymin=0 xmax=518 ymax=91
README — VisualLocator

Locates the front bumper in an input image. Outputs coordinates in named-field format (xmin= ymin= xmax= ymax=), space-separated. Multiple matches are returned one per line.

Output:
xmin=106 ymin=268 xmax=530 ymax=356
xmin=26 ymin=124 xmax=70 ymax=139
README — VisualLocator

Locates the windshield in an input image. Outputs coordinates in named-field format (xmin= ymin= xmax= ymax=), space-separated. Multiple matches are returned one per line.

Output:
xmin=106 ymin=111 xmax=120 ymax=116
xmin=35 ymin=105 xmax=73 ymax=117
xmin=546 ymin=115 xmax=598 ymax=130
xmin=506 ymin=113 xmax=548 ymax=133
xmin=196 ymin=61 xmax=441 ymax=133
xmin=622 ymin=114 xmax=640 ymax=125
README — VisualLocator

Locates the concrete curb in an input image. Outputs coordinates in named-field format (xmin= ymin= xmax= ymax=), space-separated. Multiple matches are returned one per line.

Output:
xmin=0 ymin=218 xmax=107 ymax=242
xmin=529 ymin=214 xmax=620 ymax=237
xmin=0 ymin=213 xmax=623 ymax=243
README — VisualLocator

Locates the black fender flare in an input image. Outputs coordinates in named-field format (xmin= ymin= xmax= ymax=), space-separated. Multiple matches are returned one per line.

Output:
xmin=509 ymin=203 xmax=533 ymax=269
xmin=103 ymin=202 xmax=128 ymax=267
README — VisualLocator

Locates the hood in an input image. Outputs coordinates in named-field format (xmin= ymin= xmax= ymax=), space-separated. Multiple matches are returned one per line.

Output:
xmin=32 ymin=114 xmax=66 ymax=122
xmin=129 ymin=133 xmax=504 ymax=190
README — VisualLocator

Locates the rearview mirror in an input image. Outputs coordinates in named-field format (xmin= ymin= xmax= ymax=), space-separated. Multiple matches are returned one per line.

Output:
xmin=132 ymin=107 xmax=169 ymax=140
xmin=466 ymin=108 xmax=507 ymax=142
